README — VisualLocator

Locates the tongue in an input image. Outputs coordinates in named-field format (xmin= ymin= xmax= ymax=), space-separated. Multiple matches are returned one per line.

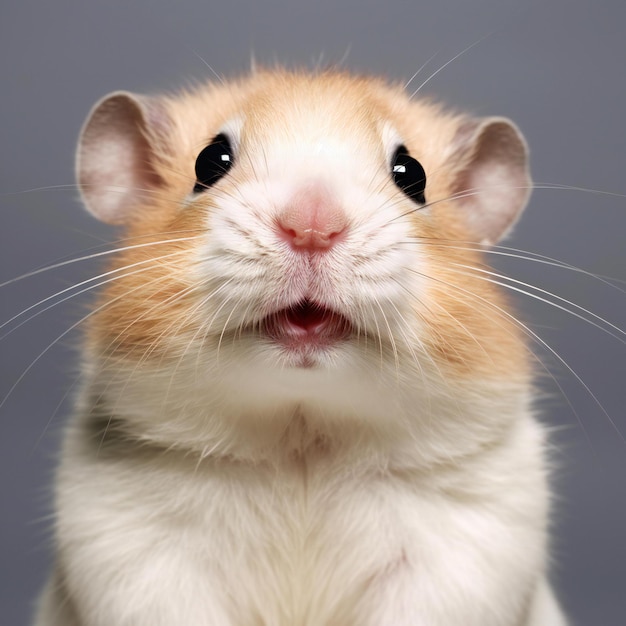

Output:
xmin=286 ymin=301 xmax=332 ymax=334
xmin=265 ymin=301 xmax=350 ymax=343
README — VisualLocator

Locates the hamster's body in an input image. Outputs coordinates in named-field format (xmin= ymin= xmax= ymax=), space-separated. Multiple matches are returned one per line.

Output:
xmin=35 ymin=70 xmax=567 ymax=625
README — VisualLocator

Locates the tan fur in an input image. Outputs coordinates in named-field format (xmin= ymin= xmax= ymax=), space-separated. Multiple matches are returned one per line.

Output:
xmin=37 ymin=69 xmax=565 ymax=626
xmin=88 ymin=70 xmax=527 ymax=381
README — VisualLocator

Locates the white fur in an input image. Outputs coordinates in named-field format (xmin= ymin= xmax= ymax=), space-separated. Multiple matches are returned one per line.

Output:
xmin=35 ymin=75 xmax=567 ymax=625
xmin=37 ymin=366 xmax=564 ymax=625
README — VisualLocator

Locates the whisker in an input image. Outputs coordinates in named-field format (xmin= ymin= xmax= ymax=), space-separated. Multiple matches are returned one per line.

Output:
xmin=386 ymin=276 xmax=456 ymax=379
xmin=383 ymin=186 xmax=487 ymax=225
xmin=204 ymin=293 xmax=240 ymax=366
xmin=0 ymin=183 xmax=79 ymax=196
xmin=409 ymin=32 xmax=494 ymax=99
xmin=382 ymin=296 xmax=430 ymax=382
xmin=532 ymin=181 xmax=626 ymax=200
xmin=99 ymin=284 xmax=210 ymax=422
xmin=1 ymin=284 xmax=145 ymax=412
xmin=33 ymin=270 xmax=196 ymax=451
xmin=384 ymin=179 xmax=626 ymax=233
xmin=449 ymin=263 xmax=626 ymax=344
xmin=413 ymin=268 xmax=596 ymax=450
xmin=364 ymin=299 xmax=385 ymax=370
xmin=2 ymin=245 xmax=205 ymax=412
xmin=403 ymin=52 xmax=439 ymax=91
xmin=408 ymin=268 xmax=626 ymax=444
xmin=30 ymin=374 xmax=81 ymax=455
xmin=1 ymin=248 xmax=197 ymax=339
xmin=78 ymin=269 xmax=224 ymax=448
xmin=145 ymin=277 xmax=239 ymax=398
xmin=0 ymin=234 xmax=204 ymax=289
xmin=186 ymin=47 xmax=225 ymax=85
xmin=400 ymin=239 xmax=626 ymax=292
xmin=371 ymin=296 xmax=400 ymax=377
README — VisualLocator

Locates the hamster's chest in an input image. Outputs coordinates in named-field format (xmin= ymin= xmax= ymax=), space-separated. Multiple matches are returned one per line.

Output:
xmin=154 ymin=460 xmax=412 ymax=623
xmin=75 ymin=447 xmax=527 ymax=625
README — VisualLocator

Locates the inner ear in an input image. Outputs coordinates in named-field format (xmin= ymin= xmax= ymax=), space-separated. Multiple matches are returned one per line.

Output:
xmin=77 ymin=92 xmax=169 ymax=224
xmin=451 ymin=117 xmax=531 ymax=246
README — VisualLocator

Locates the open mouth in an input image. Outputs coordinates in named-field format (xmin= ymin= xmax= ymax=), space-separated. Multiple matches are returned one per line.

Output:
xmin=262 ymin=299 xmax=352 ymax=347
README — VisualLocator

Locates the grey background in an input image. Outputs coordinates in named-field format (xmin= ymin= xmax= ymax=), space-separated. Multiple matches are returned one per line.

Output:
xmin=1 ymin=0 xmax=625 ymax=624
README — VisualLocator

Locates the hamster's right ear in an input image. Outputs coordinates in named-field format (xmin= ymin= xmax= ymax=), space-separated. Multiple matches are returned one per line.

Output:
xmin=77 ymin=92 xmax=171 ymax=224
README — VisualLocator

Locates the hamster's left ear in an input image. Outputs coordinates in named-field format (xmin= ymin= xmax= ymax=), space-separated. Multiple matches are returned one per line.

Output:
xmin=449 ymin=117 xmax=531 ymax=246
xmin=77 ymin=92 xmax=171 ymax=224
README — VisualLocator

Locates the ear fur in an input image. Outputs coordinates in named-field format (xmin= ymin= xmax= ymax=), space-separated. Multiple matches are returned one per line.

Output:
xmin=450 ymin=117 xmax=531 ymax=246
xmin=77 ymin=92 xmax=170 ymax=224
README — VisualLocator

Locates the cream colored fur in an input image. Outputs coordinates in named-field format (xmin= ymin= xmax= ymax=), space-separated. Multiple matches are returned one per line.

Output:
xmin=35 ymin=70 xmax=567 ymax=625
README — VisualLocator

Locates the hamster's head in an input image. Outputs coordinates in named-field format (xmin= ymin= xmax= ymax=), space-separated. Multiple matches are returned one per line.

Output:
xmin=77 ymin=69 xmax=532 ymax=449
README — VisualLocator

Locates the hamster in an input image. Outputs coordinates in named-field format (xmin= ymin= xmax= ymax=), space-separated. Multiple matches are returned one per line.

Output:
xmin=34 ymin=69 xmax=567 ymax=626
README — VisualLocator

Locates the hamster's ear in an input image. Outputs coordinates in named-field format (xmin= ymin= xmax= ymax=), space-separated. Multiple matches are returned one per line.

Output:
xmin=449 ymin=117 xmax=531 ymax=246
xmin=77 ymin=92 xmax=171 ymax=224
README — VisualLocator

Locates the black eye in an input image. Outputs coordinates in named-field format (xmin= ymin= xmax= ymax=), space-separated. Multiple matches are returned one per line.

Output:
xmin=391 ymin=144 xmax=426 ymax=204
xmin=193 ymin=133 xmax=234 ymax=193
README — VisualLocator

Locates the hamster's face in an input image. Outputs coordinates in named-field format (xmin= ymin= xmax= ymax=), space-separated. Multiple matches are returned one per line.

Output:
xmin=78 ymin=70 xmax=531 ymax=412
xmin=185 ymin=78 xmax=433 ymax=372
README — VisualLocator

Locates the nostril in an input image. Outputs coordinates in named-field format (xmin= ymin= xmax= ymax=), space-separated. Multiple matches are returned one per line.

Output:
xmin=276 ymin=184 xmax=347 ymax=252
xmin=278 ymin=220 xmax=345 ymax=250
xmin=284 ymin=227 xmax=337 ymax=249
xmin=281 ymin=226 xmax=299 ymax=242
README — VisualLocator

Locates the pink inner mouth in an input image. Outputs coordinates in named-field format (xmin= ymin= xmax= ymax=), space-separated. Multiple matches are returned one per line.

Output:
xmin=262 ymin=299 xmax=351 ymax=346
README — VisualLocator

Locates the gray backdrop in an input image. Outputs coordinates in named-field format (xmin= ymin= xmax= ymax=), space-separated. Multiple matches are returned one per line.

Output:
xmin=1 ymin=1 xmax=625 ymax=624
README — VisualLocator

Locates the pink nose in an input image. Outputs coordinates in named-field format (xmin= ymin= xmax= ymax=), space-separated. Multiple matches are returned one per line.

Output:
xmin=277 ymin=184 xmax=347 ymax=251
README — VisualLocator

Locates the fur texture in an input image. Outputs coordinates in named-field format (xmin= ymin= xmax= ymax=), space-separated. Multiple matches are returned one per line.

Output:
xmin=35 ymin=69 xmax=567 ymax=625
